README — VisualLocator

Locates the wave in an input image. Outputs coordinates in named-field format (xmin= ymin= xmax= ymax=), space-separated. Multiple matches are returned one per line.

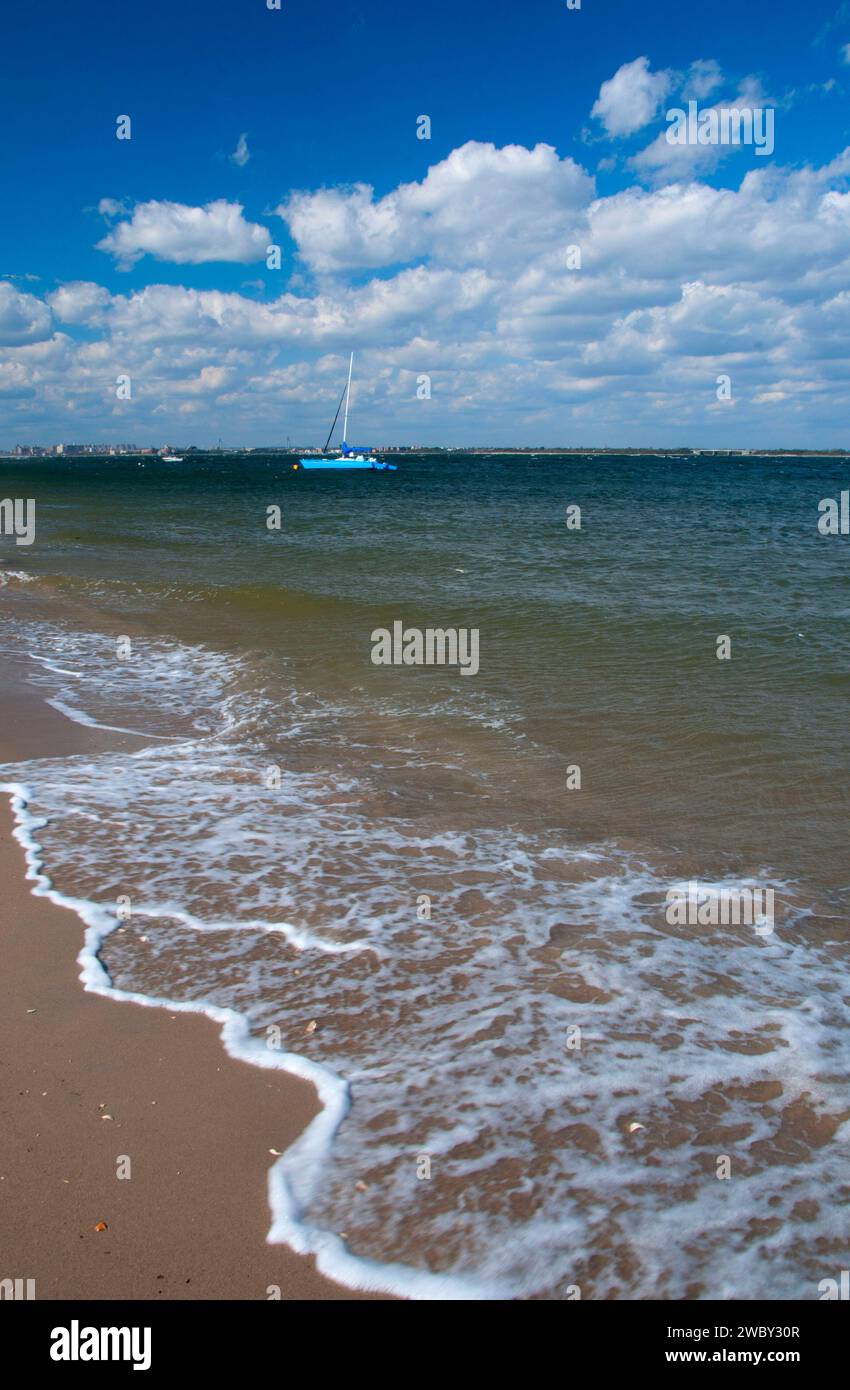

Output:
xmin=1 ymin=610 xmax=849 ymax=1299
xmin=0 ymin=781 xmax=488 ymax=1299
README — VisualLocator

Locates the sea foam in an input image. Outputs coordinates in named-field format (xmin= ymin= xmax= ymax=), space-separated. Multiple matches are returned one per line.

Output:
xmin=1 ymin=613 xmax=849 ymax=1300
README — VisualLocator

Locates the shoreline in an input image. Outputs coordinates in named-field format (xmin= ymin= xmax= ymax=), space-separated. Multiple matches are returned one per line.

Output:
xmin=4 ymin=449 xmax=850 ymax=460
xmin=0 ymin=677 xmax=387 ymax=1301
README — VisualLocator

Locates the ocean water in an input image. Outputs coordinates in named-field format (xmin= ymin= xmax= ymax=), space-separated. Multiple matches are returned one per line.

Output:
xmin=1 ymin=453 xmax=849 ymax=1299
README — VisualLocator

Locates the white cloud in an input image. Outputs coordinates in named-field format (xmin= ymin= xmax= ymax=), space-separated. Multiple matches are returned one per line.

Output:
xmin=103 ymin=265 xmax=495 ymax=348
xmin=48 ymin=281 xmax=112 ymax=327
xmin=630 ymin=125 xmax=727 ymax=182
xmin=97 ymin=197 xmax=131 ymax=220
xmin=0 ymin=359 xmax=35 ymax=399
xmin=631 ymin=78 xmax=777 ymax=184
xmin=8 ymin=139 xmax=850 ymax=445
xmin=591 ymin=57 xmax=673 ymax=138
xmin=0 ymin=281 xmax=53 ymax=345
xmin=280 ymin=141 xmax=593 ymax=272
xmin=96 ymin=200 xmax=271 ymax=268
xmin=681 ymin=59 xmax=724 ymax=102
xmin=230 ymin=133 xmax=250 ymax=168
xmin=842 ymin=43 xmax=850 ymax=65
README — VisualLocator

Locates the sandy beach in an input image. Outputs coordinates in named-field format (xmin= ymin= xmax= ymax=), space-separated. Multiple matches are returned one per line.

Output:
xmin=0 ymin=675 xmax=383 ymax=1301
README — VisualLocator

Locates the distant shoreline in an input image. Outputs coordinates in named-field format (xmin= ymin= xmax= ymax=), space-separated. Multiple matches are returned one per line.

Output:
xmin=2 ymin=448 xmax=849 ymax=461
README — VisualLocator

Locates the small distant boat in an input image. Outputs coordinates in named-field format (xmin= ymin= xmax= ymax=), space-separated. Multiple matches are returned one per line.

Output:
xmin=294 ymin=353 xmax=397 ymax=472
xmin=161 ymin=454 xmax=182 ymax=462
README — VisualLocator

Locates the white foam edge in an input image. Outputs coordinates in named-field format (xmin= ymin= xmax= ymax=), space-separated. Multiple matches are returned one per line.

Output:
xmin=44 ymin=697 xmax=177 ymax=741
xmin=24 ymin=650 xmax=83 ymax=678
xmin=109 ymin=898 xmax=379 ymax=958
xmin=1 ymin=782 xmax=500 ymax=1301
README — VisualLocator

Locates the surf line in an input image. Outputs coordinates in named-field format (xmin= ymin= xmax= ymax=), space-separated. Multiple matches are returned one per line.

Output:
xmin=0 ymin=782 xmax=499 ymax=1301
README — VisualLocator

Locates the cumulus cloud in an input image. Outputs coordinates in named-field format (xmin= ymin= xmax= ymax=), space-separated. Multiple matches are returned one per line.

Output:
xmin=591 ymin=57 xmax=674 ymax=138
xmin=96 ymin=199 xmax=270 ymax=268
xmin=0 ymin=281 xmax=53 ymax=345
xmin=103 ymin=265 xmax=495 ymax=348
xmin=0 ymin=359 xmax=36 ymax=399
xmin=280 ymin=141 xmax=593 ymax=272
xmin=630 ymin=123 xmax=727 ymax=183
xmin=48 ymin=281 xmax=112 ymax=327
xmin=7 ymin=139 xmax=850 ymax=445
xmin=631 ymin=77 xmax=778 ymax=184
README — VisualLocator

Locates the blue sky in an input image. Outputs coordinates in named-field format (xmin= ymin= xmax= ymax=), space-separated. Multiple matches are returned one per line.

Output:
xmin=3 ymin=0 xmax=850 ymax=446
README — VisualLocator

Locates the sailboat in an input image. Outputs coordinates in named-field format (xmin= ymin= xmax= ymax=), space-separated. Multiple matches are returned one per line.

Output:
xmin=294 ymin=353 xmax=397 ymax=471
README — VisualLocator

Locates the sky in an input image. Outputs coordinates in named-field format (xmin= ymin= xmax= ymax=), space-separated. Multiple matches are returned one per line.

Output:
xmin=3 ymin=0 xmax=850 ymax=448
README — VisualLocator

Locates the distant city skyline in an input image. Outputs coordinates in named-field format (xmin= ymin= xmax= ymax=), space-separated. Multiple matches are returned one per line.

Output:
xmin=6 ymin=442 xmax=849 ymax=461
xmin=3 ymin=0 xmax=850 ymax=447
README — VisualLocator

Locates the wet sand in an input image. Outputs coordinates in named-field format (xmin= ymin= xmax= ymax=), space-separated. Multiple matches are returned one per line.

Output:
xmin=0 ymin=672 xmax=387 ymax=1300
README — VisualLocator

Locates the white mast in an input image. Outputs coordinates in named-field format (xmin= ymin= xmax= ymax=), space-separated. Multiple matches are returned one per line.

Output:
xmin=342 ymin=351 xmax=354 ymax=448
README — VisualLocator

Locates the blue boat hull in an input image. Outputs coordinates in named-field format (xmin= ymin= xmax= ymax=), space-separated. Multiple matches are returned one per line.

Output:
xmin=295 ymin=459 xmax=397 ymax=471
